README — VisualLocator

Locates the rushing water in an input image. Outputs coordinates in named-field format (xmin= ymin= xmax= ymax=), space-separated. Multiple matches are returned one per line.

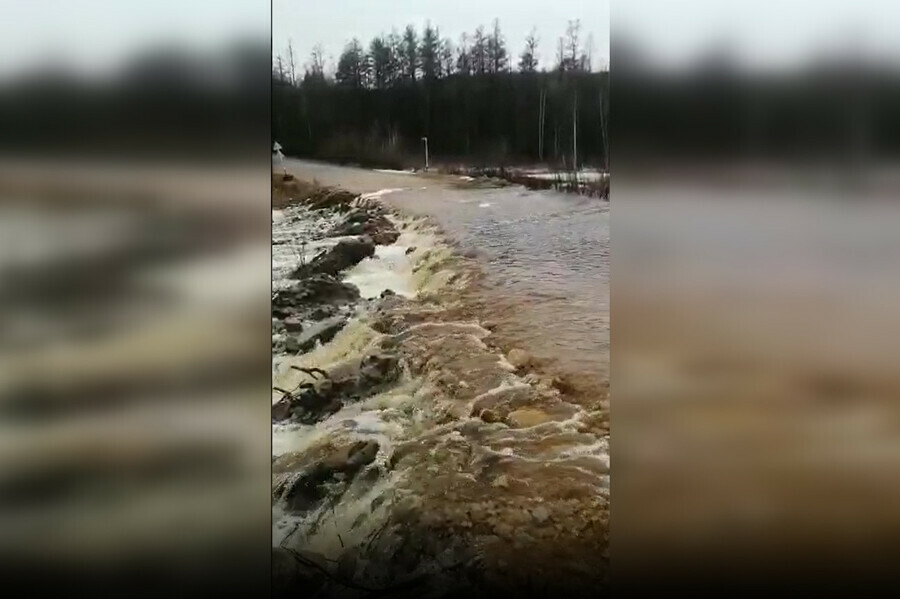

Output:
xmin=283 ymin=159 xmax=610 ymax=387
xmin=272 ymin=162 xmax=609 ymax=591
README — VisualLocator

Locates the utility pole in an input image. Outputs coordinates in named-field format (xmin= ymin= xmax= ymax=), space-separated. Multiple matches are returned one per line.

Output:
xmin=421 ymin=136 xmax=429 ymax=171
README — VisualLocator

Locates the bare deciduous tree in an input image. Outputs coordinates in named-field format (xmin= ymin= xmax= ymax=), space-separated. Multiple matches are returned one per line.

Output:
xmin=471 ymin=26 xmax=488 ymax=75
xmin=456 ymin=33 xmax=471 ymax=75
xmin=519 ymin=28 xmax=539 ymax=73
xmin=287 ymin=39 xmax=297 ymax=84
xmin=487 ymin=19 xmax=508 ymax=73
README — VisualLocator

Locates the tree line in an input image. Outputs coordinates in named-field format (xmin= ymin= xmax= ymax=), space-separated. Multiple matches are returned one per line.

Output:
xmin=273 ymin=19 xmax=609 ymax=170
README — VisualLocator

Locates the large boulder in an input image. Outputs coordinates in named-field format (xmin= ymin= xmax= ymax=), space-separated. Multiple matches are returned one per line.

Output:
xmin=305 ymin=188 xmax=358 ymax=211
xmin=291 ymin=237 xmax=376 ymax=278
xmin=272 ymin=274 xmax=359 ymax=320
xmin=328 ymin=209 xmax=400 ymax=246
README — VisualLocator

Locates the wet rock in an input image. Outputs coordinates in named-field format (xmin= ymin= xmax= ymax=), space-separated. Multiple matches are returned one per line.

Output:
xmin=282 ymin=316 xmax=304 ymax=332
xmin=380 ymin=288 xmax=396 ymax=298
xmin=292 ymin=237 xmax=376 ymax=278
xmin=286 ymin=316 xmax=348 ymax=354
xmin=478 ymin=408 xmax=500 ymax=423
xmin=360 ymin=352 xmax=399 ymax=384
xmin=507 ymin=348 xmax=531 ymax=369
xmin=273 ymin=274 xmax=359 ymax=319
xmin=273 ymin=375 xmax=344 ymax=425
xmin=282 ymin=471 xmax=332 ymax=512
xmin=405 ymin=246 xmax=416 ymax=255
xmin=286 ymin=388 xmax=342 ymax=424
xmin=281 ymin=441 xmax=380 ymax=512
xmin=372 ymin=230 xmax=400 ymax=246
xmin=272 ymin=397 xmax=292 ymax=421
xmin=292 ymin=396 xmax=343 ymax=424
xmin=329 ymin=209 xmax=400 ymax=246
xmin=279 ymin=352 xmax=399 ymax=425
xmin=548 ymin=375 xmax=576 ymax=395
xmin=309 ymin=305 xmax=338 ymax=320
xmin=305 ymin=188 xmax=358 ymax=211
xmin=322 ymin=440 xmax=380 ymax=472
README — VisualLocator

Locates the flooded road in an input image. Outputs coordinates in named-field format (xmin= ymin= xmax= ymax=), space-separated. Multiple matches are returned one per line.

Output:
xmin=272 ymin=161 xmax=609 ymax=592
xmin=283 ymin=159 xmax=609 ymax=389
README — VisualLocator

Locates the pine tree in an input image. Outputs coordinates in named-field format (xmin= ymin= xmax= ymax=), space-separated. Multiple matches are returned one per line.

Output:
xmin=385 ymin=30 xmax=403 ymax=85
xmin=401 ymin=25 xmax=419 ymax=81
xmin=420 ymin=22 xmax=440 ymax=80
xmin=335 ymin=39 xmax=366 ymax=88
xmin=369 ymin=36 xmax=391 ymax=89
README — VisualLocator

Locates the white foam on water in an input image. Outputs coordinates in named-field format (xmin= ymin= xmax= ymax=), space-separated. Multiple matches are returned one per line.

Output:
xmin=343 ymin=216 xmax=444 ymax=299
xmin=373 ymin=169 xmax=415 ymax=175
xmin=478 ymin=202 xmax=492 ymax=208
xmin=524 ymin=170 xmax=608 ymax=181
xmin=360 ymin=188 xmax=405 ymax=200
xmin=344 ymin=243 xmax=415 ymax=298
xmin=273 ymin=319 xmax=381 ymax=400
xmin=273 ymin=421 xmax=319 ymax=457
xmin=470 ymin=380 xmax=531 ymax=403
xmin=459 ymin=176 xmax=474 ymax=181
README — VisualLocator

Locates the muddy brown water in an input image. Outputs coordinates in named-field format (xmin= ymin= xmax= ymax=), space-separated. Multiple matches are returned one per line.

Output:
xmin=273 ymin=161 xmax=610 ymax=590
xmin=282 ymin=159 xmax=609 ymax=394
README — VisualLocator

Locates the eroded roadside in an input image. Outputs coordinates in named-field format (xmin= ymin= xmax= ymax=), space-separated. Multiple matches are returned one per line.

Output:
xmin=271 ymin=174 xmax=608 ymax=597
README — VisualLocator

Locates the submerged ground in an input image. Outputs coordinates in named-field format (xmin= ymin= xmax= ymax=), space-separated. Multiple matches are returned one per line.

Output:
xmin=271 ymin=163 xmax=609 ymax=597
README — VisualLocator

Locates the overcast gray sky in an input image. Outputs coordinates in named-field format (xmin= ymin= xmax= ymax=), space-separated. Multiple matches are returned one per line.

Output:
xmin=616 ymin=0 xmax=900 ymax=70
xmin=5 ymin=1 xmax=897 ymax=80
xmin=273 ymin=0 xmax=610 ymax=73
xmin=0 ymin=0 xmax=268 ymax=79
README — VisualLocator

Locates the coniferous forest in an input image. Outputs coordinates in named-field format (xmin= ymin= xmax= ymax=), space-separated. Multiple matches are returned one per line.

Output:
xmin=273 ymin=19 xmax=609 ymax=170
